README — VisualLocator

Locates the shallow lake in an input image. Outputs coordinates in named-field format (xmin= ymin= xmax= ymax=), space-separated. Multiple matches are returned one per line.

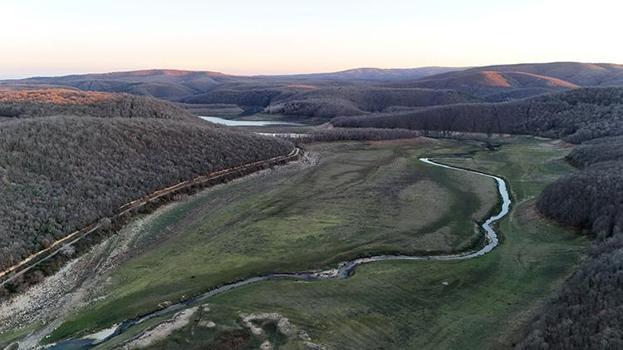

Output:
xmin=199 ymin=116 xmax=302 ymax=126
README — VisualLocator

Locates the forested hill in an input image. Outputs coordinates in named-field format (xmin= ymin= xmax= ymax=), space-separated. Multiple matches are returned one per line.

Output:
xmin=182 ymin=85 xmax=476 ymax=118
xmin=0 ymin=90 xmax=294 ymax=294
xmin=0 ymin=88 xmax=195 ymax=120
xmin=332 ymin=88 xmax=623 ymax=143
xmin=519 ymin=138 xmax=623 ymax=349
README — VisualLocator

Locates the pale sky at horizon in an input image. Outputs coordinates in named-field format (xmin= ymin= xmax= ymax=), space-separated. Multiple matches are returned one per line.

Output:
xmin=1 ymin=0 xmax=622 ymax=79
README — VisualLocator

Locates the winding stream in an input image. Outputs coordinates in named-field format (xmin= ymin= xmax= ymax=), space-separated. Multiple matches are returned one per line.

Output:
xmin=49 ymin=157 xmax=511 ymax=349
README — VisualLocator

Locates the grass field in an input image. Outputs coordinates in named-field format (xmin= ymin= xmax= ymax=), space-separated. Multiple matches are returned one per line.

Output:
xmin=181 ymin=136 xmax=586 ymax=349
xmin=42 ymin=138 xmax=500 ymax=343
xmin=7 ymin=136 xmax=586 ymax=349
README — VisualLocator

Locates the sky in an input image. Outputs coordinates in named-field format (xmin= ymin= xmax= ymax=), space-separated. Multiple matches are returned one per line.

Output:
xmin=1 ymin=0 xmax=622 ymax=78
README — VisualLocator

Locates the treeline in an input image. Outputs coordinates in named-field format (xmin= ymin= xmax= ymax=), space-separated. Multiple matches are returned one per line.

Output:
xmin=493 ymin=96 xmax=623 ymax=347
xmin=0 ymin=116 xmax=292 ymax=281
xmin=0 ymin=88 xmax=195 ymax=120
xmin=265 ymin=97 xmax=363 ymax=118
xmin=517 ymin=221 xmax=623 ymax=349
xmin=266 ymin=87 xmax=475 ymax=118
xmin=565 ymin=136 xmax=623 ymax=168
xmin=182 ymin=85 xmax=475 ymax=118
xmin=543 ymin=136 xmax=623 ymax=236
xmin=537 ymin=161 xmax=623 ymax=238
xmin=332 ymin=88 xmax=623 ymax=143
xmin=295 ymin=128 xmax=422 ymax=143
xmin=518 ymin=135 xmax=623 ymax=348
xmin=182 ymin=87 xmax=286 ymax=108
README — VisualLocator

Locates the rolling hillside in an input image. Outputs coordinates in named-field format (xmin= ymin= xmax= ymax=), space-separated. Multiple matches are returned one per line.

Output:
xmin=0 ymin=87 xmax=195 ymax=120
xmin=8 ymin=70 xmax=243 ymax=100
xmin=185 ymin=85 xmax=477 ymax=118
xmin=391 ymin=62 xmax=623 ymax=100
xmin=4 ymin=62 xmax=623 ymax=119
xmin=397 ymin=70 xmax=578 ymax=101
xmin=333 ymin=87 xmax=623 ymax=143
xmin=264 ymin=66 xmax=466 ymax=81
xmin=468 ymin=62 xmax=623 ymax=86
xmin=0 ymin=88 xmax=293 ymax=294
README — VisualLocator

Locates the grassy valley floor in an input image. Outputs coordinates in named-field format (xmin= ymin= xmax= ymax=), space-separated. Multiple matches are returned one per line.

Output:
xmin=0 ymin=136 xmax=587 ymax=349
xmin=192 ymin=137 xmax=586 ymax=349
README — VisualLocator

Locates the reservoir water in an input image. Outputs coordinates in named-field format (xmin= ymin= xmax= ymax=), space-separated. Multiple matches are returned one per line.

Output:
xmin=199 ymin=116 xmax=302 ymax=126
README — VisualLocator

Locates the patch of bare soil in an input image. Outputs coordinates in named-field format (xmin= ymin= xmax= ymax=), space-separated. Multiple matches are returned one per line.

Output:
xmin=239 ymin=312 xmax=327 ymax=350
xmin=122 ymin=307 xmax=198 ymax=349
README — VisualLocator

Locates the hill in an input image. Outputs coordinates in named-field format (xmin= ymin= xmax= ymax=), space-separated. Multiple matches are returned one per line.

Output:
xmin=0 ymin=88 xmax=195 ymax=120
xmin=390 ymin=62 xmax=623 ymax=101
xmin=332 ymin=87 xmax=623 ymax=143
xmin=469 ymin=62 xmax=623 ymax=86
xmin=520 ymin=136 xmax=623 ymax=349
xmin=266 ymin=66 xmax=466 ymax=81
xmin=397 ymin=70 xmax=578 ymax=101
xmin=184 ymin=85 xmax=477 ymax=118
xmin=5 ymin=62 xmax=623 ymax=118
xmin=0 ymin=89 xmax=293 ymax=293
xmin=7 ymin=70 xmax=243 ymax=100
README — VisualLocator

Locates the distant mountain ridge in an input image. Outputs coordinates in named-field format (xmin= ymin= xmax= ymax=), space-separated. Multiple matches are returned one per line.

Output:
xmin=3 ymin=62 xmax=623 ymax=116
xmin=462 ymin=62 xmax=623 ymax=86
xmin=20 ymin=69 xmax=232 ymax=83
xmin=265 ymin=66 xmax=467 ymax=81
xmin=8 ymin=69 xmax=242 ymax=100
xmin=396 ymin=62 xmax=623 ymax=100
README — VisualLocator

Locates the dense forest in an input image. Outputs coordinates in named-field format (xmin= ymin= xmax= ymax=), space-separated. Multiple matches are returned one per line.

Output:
xmin=537 ymin=161 xmax=623 ymax=238
xmin=332 ymin=88 xmax=623 ymax=143
xmin=293 ymin=127 xmax=422 ymax=142
xmin=0 ymin=87 xmax=294 ymax=281
xmin=264 ymin=87 xmax=476 ymax=117
xmin=0 ymin=116 xmax=291 ymax=271
xmin=182 ymin=85 xmax=476 ymax=118
xmin=0 ymin=88 xmax=194 ymax=120
xmin=565 ymin=136 xmax=623 ymax=167
xmin=518 ymin=136 xmax=623 ymax=349
xmin=519 ymin=236 xmax=623 ymax=349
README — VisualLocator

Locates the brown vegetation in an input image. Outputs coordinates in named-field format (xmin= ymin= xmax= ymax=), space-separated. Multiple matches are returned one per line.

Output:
xmin=0 ymin=88 xmax=195 ymax=120
xmin=0 ymin=116 xmax=291 ymax=273
xmin=0 ymin=87 xmax=293 ymax=295
xmin=393 ymin=70 xmax=578 ymax=101
xmin=389 ymin=62 xmax=623 ymax=100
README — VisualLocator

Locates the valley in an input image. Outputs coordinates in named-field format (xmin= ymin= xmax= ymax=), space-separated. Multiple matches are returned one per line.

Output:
xmin=3 ymin=0 xmax=623 ymax=347
xmin=0 ymin=136 xmax=586 ymax=349
xmin=0 ymin=61 xmax=620 ymax=350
